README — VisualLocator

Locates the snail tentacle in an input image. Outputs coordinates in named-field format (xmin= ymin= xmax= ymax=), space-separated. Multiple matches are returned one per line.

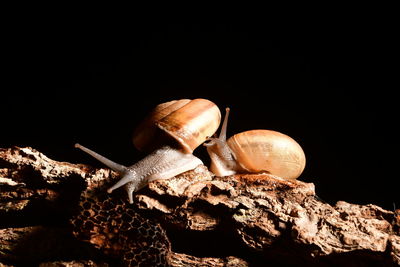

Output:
xmin=204 ymin=108 xmax=239 ymax=176
xmin=75 ymin=143 xmax=127 ymax=173
xmin=218 ymin=107 xmax=230 ymax=141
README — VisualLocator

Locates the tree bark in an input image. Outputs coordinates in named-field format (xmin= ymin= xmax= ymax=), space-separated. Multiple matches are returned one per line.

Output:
xmin=0 ymin=147 xmax=399 ymax=266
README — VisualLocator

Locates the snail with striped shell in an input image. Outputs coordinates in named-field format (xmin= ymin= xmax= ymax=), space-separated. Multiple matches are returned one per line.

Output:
xmin=204 ymin=108 xmax=306 ymax=179
xmin=75 ymin=99 xmax=221 ymax=203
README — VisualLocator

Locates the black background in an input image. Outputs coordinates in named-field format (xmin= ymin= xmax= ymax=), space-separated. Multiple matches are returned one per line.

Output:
xmin=2 ymin=10 xmax=398 ymax=211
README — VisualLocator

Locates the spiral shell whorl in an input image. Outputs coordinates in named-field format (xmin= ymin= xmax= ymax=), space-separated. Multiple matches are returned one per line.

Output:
xmin=133 ymin=99 xmax=221 ymax=154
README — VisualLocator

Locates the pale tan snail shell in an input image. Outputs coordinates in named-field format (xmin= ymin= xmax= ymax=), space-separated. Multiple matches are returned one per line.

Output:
xmin=75 ymin=98 xmax=221 ymax=203
xmin=204 ymin=108 xmax=306 ymax=179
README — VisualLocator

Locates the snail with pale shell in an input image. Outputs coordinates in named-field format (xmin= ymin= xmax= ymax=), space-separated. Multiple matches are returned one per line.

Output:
xmin=204 ymin=108 xmax=306 ymax=179
xmin=75 ymin=98 xmax=221 ymax=203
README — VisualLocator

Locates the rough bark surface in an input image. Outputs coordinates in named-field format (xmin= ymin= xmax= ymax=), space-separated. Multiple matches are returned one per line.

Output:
xmin=0 ymin=147 xmax=399 ymax=266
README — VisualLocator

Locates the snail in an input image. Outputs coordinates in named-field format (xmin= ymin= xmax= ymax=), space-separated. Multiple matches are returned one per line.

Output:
xmin=75 ymin=98 xmax=221 ymax=203
xmin=204 ymin=108 xmax=306 ymax=179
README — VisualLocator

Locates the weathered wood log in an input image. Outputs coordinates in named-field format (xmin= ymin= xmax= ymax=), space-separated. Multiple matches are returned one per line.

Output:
xmin=0 ymin=147 xmax=399 ymax=266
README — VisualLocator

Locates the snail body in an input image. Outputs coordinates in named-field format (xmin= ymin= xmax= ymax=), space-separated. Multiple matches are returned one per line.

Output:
xmin=205 ymin=108 xmax=306 ymax=179
xmin=76 ymin=98 xmax=221 ymax=203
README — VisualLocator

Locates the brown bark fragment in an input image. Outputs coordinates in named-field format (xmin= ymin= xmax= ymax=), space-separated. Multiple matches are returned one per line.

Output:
xmin=0 ymin=147 xmax=399 ymax=266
